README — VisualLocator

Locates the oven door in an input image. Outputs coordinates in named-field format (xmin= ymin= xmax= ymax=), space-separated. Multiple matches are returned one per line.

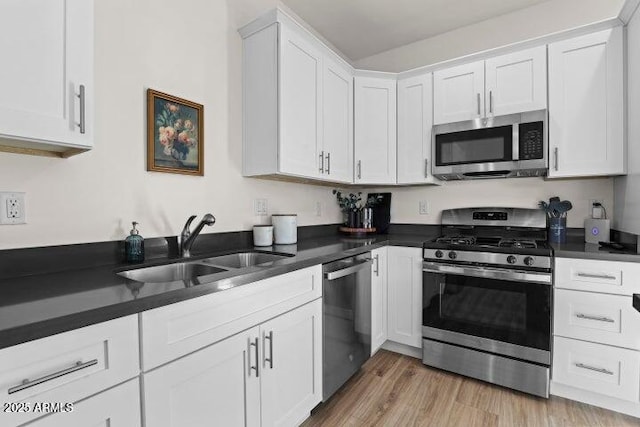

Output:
xmin=422 ymin=262 xmax=551 ymax=365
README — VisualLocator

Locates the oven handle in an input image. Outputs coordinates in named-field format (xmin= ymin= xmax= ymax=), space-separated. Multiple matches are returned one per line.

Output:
xmin=422 ymin=262 xmax=552 ymax=285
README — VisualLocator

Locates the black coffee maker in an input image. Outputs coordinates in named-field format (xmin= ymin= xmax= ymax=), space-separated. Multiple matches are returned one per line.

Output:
xmin=367 ymin=193 xmax=391 ymax=234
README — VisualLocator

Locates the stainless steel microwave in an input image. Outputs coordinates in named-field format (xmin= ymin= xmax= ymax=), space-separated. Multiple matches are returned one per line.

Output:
xmin=431 ymin=110 xmax=547 ymax=180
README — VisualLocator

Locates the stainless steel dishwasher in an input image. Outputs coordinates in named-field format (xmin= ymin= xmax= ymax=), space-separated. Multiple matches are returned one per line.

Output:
xmin=322 ymin=253 xmax=372 ymax=401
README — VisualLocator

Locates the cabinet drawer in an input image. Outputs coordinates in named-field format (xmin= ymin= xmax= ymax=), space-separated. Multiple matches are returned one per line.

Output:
xmin=141 ymin=265 xmax=322 ymax=370
xmin=555 ymin=258 xmax=640 ymax=295
xmin=552 ymin=337 xmax=640 ymax=402
xmin=554 ymin=289 xmax=640 ymax=350
xmin=0 ymin=315 xmax=139 ymax=426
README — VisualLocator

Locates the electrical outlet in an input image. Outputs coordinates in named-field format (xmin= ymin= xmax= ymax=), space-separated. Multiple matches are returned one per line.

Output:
xmin=254 ymin=198 xmax=268 ymax=216
xmin=315 ymin=201 xmax=322 ymax=217
xmin=0 ymin=192 xmax=26 ymax=224
xmin=419 ymin=200 xmax=429 ymax=215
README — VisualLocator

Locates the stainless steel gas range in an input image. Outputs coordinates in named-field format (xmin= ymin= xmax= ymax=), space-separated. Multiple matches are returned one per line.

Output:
xmin=421 ymin=207 xmax=552 ymax=398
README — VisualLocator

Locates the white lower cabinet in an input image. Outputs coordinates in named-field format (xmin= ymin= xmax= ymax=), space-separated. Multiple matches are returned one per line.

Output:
xmin=371 ymin=247 xmax=388 ymax=354
xmin=387 ymin=246 xmax=423 ymax=348
xmin=26 ymin=379 xmax=141 ymax=427
xmin=144 ymin=299 xmax=322 ymax=427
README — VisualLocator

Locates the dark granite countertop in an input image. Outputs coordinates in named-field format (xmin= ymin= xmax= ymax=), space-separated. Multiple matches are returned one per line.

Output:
xmin=552 ymin=239 xmax=640 ymax=263
xmin=0 ymin=231 xmax=436 ymax=350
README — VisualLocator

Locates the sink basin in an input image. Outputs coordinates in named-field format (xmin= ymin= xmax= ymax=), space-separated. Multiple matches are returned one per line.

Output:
xmin=201 ymin=251 xmax=291 ymax=269
xmin=118 ymin=262 xmax=227 ymax=284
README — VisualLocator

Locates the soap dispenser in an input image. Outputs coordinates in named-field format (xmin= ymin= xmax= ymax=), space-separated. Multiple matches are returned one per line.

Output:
xmin=125 ymin=221 xmax=145 ymax=263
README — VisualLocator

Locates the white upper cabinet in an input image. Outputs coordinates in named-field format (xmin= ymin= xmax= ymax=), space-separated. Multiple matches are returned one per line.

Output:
xmin=242 ymin=16 xmax=354 ymax=183
xmin=279 ymin=24 xmax=323 ymax=178
xmin=485 ymin=46 xmax=547 ymax=117
xmin=397 ymin=73 xmax=438 ymax=184
xmin=354 ymin=76 xmax=397 ymax=184
xmin=0 ymin=0 xmax=94 ymax=157
xmin=433 ymin=61 xmax=485 ymax=125
xmin=322 ymin=56 xmax=354 ymax=183
xmin=548 ymin=27 xmax=625 ymax=178
xmin=434 ymin=47 xmax=547 ymax=125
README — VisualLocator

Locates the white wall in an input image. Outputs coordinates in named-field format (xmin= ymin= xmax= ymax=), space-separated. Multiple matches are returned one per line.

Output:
xmin=380 ymin=177 xmax=614 ymax=228
xmin=354 ymin=0 xmax=623 ymax=72
xmin=0 ymin=0 xmax=341 ymax=250
xmin=614 ymin=3 xmax=640 ymax=234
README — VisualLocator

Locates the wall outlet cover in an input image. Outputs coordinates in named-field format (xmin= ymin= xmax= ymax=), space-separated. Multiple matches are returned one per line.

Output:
xmin=419 ymin=200 xmax=429 ymax=215
xmin=0 ymin=192 xmax=26 ymax=225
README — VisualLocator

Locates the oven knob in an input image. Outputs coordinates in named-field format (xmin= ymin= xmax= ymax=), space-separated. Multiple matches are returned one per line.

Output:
xmin=448 ymin=251 xmax=457 ymax=260
xmin=435 ymin=250 xmax=444 ymax=258
xmin=524 ymin=256 xmax=535 ymax=266
xmin=507 ymin=255 xmax=517 ymax=264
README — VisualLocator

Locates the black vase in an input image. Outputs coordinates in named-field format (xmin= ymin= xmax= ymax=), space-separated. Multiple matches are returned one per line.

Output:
xmin=347 ymin=210 xmax=360 ymax=228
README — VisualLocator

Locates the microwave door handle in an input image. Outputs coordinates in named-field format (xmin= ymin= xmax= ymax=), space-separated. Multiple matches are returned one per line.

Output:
xmin=512 ymin=125 xmax=520 ymax=161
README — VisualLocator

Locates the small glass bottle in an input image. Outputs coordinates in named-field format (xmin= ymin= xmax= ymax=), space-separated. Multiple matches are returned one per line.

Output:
xmin=125 ymin=221 xmax=145 ymax=263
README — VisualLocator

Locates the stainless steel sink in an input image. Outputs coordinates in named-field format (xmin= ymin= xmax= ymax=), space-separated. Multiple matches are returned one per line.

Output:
xmin=200 ymin=251 xmax=290 ymax=269
xmin=117 ymin=262 xmax=227 ymax=284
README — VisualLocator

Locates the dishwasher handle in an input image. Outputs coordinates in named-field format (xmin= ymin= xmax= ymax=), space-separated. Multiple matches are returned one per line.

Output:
xmin=324 ymin=259 xmax=372 ymax=280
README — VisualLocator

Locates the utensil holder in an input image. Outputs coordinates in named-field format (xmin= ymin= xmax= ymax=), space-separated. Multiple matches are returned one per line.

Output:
xmin=548 ymin=217 xmax=567 ymax=244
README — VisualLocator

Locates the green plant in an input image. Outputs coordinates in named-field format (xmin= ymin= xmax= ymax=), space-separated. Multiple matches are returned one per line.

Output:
xmin=332 ymin=189 xmax=362 ymax=212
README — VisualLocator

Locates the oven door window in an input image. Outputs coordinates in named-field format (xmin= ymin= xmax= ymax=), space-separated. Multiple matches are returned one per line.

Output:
xmin=435 ymin=125 xmax=513 ymax=166
xmin=422 ymin=272 xmax=550 ymax=351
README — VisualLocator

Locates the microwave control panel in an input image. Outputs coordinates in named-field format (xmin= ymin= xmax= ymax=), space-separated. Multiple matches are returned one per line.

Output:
xmin=518 ymin=121 xmax=544 ymax=160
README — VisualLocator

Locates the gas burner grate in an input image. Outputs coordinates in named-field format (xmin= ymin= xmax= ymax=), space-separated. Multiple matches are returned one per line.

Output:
xmin=435 ymin=235 xmax=477 ymax=245
xmin=497 ymin=239 xmax=538 ymax=249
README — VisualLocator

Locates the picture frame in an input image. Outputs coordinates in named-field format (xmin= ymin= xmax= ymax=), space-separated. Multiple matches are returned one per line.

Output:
xmin=147 ymin=89 xmax=204 ymax=176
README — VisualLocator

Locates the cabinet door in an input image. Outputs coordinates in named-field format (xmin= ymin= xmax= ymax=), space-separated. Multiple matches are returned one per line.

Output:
xmin=279 ymin=24 xmax=322 ymax=178
xmin=260 ymin=299 xmax=322 ymax=427
xmin=387 ymin=247 xmax=423 ymax=348
xmin=26 ymin=379 xmax=141 ymax=427
xmin=354 ymin=76 xmax=397 ymax=184
xmin=397 ymin=73 xmax=436 ymax=184
xmin=485 ymin=46 xmax=547 ymax=116
xmin=322 ymin=56 xmax=353 ymax=183
xmin=433 ymin=61 xmax=484 ymax=125
xmin=0 ymin=0 xmax=93 ymax=149
xmin=371 ymin=247 xmax=388 ymax=355
xmin=144 ymin=327 xmax=261 ymax=427
xmin=548 ymin=27 xmax=624 ymax=178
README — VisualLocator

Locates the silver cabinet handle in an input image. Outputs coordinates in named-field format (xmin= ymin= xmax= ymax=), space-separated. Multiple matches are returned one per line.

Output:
xmin=77 ymin=84 xmax=86 ymax=134
xmin=8 ymin=359 xmax=98 ymax=395
xmin=477 ymin=93 xmax=481 ymax=116
xmin=248 ymin=337 xmax=259 ymax=377
xmin=424 ymin=159 xmax=428 ymax=178
xmin=357 ymin=160 xmax=362 ymax=179
xmin=554 ymin=147 xmax=559 ymax=171
xmin=264 ymin=331 xmax=274 ymax=369
xmin=576 ymin=313 xmax=615 ymax=323
xmin=326 ymin=152 xmax=331 ymax=175
xmin=319 ymin=151 xmax=324 ymax=174
xmin=576 ymin=272 xmax=617 ymax=280
xmin=489 ymin=91 xmax=493 ymax=114
xmin=575 ymin=362 xmax=614 ymax=376
xmin=374 ymin=254 xmax=380 ymax=276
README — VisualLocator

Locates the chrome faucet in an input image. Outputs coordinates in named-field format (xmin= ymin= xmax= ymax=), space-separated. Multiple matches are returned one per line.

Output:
xmin=180 ymin=214 xmax=216 ymax=258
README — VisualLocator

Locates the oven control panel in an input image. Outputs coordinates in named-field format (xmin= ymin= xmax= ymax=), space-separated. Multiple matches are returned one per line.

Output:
xmin=423 ymin=248 xmax=551 ymax=270
xmin=472 ymin=211 xmax=507 ymax=221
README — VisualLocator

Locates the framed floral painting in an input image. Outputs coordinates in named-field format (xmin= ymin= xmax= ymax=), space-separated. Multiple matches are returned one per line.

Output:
xmin=147 ymin=89 xmax=204 ymax=176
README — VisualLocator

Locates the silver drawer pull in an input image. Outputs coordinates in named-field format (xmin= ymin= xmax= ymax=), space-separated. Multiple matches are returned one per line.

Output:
xmin=8 ymin=359 xmax=98 ymax=395
xmin=576 ymin=272 xmax=617 ymax=280
xmin=575 ymin=362 xmax=614 ymax=376
xmin=77 ymin=84 xmax=86 ymax=134
xmin=264 ymin=331 xmax=274 ymax=369
xmin=576 ymin=313 xmax=615 ymax=323
xmin=248 ymin=337 xmax=259 ymax=377
xmin=319 ymin=151 xmax=324 ymax=173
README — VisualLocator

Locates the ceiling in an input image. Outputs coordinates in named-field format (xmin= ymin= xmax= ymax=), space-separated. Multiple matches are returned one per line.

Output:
xmin=280 ymin=0 xmax=551 ymax=60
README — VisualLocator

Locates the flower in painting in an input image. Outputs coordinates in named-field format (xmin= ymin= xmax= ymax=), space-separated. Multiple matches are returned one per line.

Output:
xmin=174 ymin=119 xmax=183 ymax=130
xmin=168 ymin=104 xmax=179 ymax=114
xmin=184 ymin=119 xmax=193 ymax=131
xmin=178 ymin=131 xmax=189 ymax=144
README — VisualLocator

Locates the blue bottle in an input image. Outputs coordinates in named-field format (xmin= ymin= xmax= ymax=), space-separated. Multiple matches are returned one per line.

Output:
xmin=125 ymin=221 xmax=145 ymax=263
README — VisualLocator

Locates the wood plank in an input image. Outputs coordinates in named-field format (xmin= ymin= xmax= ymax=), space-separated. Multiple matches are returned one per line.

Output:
xmin=302 ymin=350 xmax=640 ymax=427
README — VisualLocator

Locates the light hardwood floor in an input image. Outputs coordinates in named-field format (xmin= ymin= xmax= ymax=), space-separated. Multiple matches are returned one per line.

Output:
xmin=302 ymin=350 xmax=640 ymax=427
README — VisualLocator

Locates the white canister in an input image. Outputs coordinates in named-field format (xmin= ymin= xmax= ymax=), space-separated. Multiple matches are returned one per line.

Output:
xmin=272 ymin=214 xmax=297 ymax=244
xmin=253 ymin=225 xmax=273 ymax=247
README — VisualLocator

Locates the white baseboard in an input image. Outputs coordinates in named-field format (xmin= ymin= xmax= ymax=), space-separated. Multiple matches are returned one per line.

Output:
xmin=551 ymin=381 xmax=640 ymax=419
xmin=380 ymin=340 xmax=422 ymax=359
